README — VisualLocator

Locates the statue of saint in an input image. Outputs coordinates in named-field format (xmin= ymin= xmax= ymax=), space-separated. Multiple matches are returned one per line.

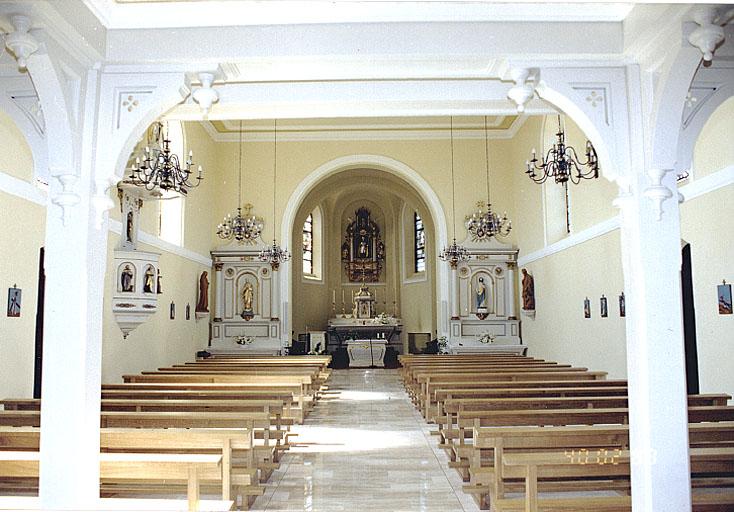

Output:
xmin=521 ymin=268 xmax=535 ymax=310
xmin=121 ymin=265 xmax=134 ymax=292
xmin=242 ymin=282 xmax=254 ymax=313
xmin=358 ymin=238 xmax=368 ymax=257
xmin=126 ymin=211 xmax=134 ymax=243
xmin=476 ymin=277 xmax=487 ymax=310
xmin=196 ymin=271 xmax=209 ymax=313
xmin=143 ymin=266 xmax=155 ymax=293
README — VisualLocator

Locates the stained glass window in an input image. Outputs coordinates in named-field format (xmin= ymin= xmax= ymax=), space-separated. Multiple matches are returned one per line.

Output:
xmin=414 ymin=212 xmax=425 ymax=273
xmin=303 ymin=213 xmax=313 ymax=275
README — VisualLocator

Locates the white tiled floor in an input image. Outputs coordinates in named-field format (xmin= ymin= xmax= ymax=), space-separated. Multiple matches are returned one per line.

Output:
xmin=251 ymin=369 xmax=480 ymax=512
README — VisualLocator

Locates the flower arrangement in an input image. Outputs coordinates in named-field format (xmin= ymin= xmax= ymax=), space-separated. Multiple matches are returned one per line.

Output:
xmin=308 ymin=342 xmax=325 ymax=355
xmin=235 ymin=335 xmax=254 ymax=345
xmin=372 ymin=312 xmax=392 ymax=325
xmin=437 ymin=336 xmax=449 ymax=354
xmin=478 ymin=332 xmax=495 ymax=344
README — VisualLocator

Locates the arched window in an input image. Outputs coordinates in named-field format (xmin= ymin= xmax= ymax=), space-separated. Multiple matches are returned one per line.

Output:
xmin=158 ymin=121 xmax=185 ymax=246
xmin=302 ymin=207 xmax=322 ymax=280
xmin=414 ymin=212 xmax=426 ymax=273
xmin=303 ymin=213 xmax=314 ymax=275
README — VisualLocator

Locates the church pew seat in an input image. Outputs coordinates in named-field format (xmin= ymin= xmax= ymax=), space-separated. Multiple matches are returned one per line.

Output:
xmin=0 ymin=451 xmax=225 ymax=512
xmin=0 ymin=410 xmax=282 ymax=482
xmin=466 ymin=422 xmax=734 ymax=509
xmin=496 ymin=447 xmax=734 ymax=512
xmin=0 ymin=426 xmax=259 ymax=505
xmin=0 ymin=496 xmax=234 ymax=511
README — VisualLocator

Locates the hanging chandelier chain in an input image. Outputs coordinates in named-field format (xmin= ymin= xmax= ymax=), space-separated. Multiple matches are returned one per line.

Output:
xmin=439 ymin=115 xmax=471 ymax=267
xmin=465 ymin=115 xmax=512 ymax=241
xmin=237 ymin=120 xmax=243 ymax=207
xmin=216 ymin=119 xmax=263 ymax=244
xmin=484 ymin=115 xmax=491 ymax=205
xmin=258 ymin=118 xmax=291 ymax=269
xmin=450 ymin=116 xmax=456 ymax=240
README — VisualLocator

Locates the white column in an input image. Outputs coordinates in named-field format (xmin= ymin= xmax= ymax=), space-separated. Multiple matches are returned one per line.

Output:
xmin=213 ymin=262 xmax=223 ymax=321
xmin=270 ymin=267 xmax=280 ymax=320
xmin=39 ymin=173 xmax=107 ymax=509
xmin=506 ymin=263 xmax=517 ymax=319
xmin=617 ymin=170 xmax=691 ymax=512
xmin=450 ymin=264 xmax=460 ymax=320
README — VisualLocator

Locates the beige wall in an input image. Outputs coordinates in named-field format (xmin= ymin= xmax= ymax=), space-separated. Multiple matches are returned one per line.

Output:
xmin=693 ymin=96 xmax=734 ymax=179
xmin=0 ymin=110 xmax=34 ymax=183
xmin=0 ymin=190 xmax=45 ymax=397
xmin=681 ymin=185 xmax=734 ymax=396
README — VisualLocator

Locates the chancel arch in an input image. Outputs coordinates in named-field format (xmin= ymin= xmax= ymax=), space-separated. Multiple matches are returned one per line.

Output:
xmin=281 ymin=154 xmax=450 ymax=345
xmin=289 ymin=167 xmax=439 ymax=353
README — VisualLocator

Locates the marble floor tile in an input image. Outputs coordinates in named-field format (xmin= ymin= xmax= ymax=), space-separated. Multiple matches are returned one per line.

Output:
xmin=251 ymin=369 xmax=479 ymax=512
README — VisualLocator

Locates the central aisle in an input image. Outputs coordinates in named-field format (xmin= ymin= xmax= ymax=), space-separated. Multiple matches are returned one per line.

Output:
xmin=252 ymin=369 xmax=479 ymax=511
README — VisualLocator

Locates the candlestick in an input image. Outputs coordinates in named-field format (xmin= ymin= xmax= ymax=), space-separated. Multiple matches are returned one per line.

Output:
xmin=332 ymin=289 xmax=336 ymax=303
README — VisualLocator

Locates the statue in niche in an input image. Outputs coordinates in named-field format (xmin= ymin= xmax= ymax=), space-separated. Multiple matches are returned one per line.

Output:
xmin=157 ymin=272 xmax=163 ymax=294
xmin=196 ymin=271 xmax=209 ymax=313
xmin=120 ymin=265 xmax=134 ymax=292
xmin=126 ymin=211 xmax=134 ymax=243
xmin=476 ymin=277 xmax=487 ymax=310
xmin=521 ymin=268 xmax=535 ymax=311
xmin=241 ymin=281 xmax=254 ymax=320
xmin=143 ymin=266 xmax=155 ymax=293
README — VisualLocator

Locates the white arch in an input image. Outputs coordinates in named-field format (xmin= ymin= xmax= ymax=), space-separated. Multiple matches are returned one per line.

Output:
xmin=279 ymin=154 xmax=450 ymax=343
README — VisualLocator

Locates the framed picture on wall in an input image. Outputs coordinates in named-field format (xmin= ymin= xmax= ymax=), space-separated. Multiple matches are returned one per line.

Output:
xmin=583 ymin=297 xmax=591 ymax=319
xmin=7 ymin=287 xmax=21 ymax=318
xmin=619 ymin=292 xmax=626 ymax=317
xmin=600 ymin=295 xmax=608 ymax=318
xmin=186 ymin=303 xmax=191 ymax=320
xmin=170 ymin=302 xmax=176 ymax=320
xmin=718 ymin=282 xmax=733 ymax=315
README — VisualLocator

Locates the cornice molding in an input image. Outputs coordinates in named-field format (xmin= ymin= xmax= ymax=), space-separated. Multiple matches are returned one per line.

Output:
xmin=198 ymin=115 xmax=533 ymax=143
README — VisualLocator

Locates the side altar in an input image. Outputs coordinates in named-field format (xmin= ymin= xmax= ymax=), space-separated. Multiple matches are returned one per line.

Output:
xmin=447 ymin=234 xmax=525 ymax=355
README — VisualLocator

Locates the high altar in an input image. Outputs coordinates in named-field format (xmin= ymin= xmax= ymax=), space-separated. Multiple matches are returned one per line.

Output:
xmin=447 ymin=236 xmax=525 ymax=355
xmin=327 ymin=283 xmax=401 ymax=366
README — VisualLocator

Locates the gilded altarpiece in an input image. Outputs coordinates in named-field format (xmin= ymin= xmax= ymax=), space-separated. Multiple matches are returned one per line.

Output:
xmin=341 ymin=207 xmax=385 ymax=282
xmin=210 ymin=244 xmax=281 ymax=355
xmin=449 ymin=238 xmax=523 ymax=353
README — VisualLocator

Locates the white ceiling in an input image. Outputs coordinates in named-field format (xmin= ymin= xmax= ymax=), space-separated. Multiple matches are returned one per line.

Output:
xmin=85 ymin=1 xmax=635 ymax=29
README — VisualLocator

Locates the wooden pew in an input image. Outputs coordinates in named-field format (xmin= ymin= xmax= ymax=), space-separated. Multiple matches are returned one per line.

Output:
xmin=0 ymin=410 xmax=282 ymax=482
xmin=0 ymin=426 xmax=259 ymax=505
xmin=0 ymin=496 xmax=234 ymax=511
xmin=420 ymin=379 xmax=628 ymax=418
xmin=467 ymin=422 xmax=734 ymax=509
xmin=101 ymin=382 xmax=310 ymax=423
xmin=98 ymin=388 xmax=301 ymax=423
xmin=496 ymin=447 xmax=734 ymax=512
xmin=0 ymin=451 xmax=226 ymax=512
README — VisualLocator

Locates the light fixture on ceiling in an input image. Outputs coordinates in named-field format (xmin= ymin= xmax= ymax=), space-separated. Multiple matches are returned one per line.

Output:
xmin=128 ymin=121 xmax=203 ymax=195
xmin=216 ymin=120 xmax=264 ymax=244
xmin=525 ymin=115 xmax=599 ymax=185
xmin=466 ymin=116 xmax=512 ymax=241
xmin=439 ymin=116 xmax=471 ymax=268
xmin=259 ymin=119 xmax=291 ymax=270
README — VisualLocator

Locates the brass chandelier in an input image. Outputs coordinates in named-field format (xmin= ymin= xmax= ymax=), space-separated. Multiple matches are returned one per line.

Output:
xmin=439 ymin=117 xmax=471 ymax=268
xmin=525 ymin=115 xmax=599 ymax=185
xmin=129 ymin=122 xmax=203 ymax=194
xmin=259 ymin=120 xmax=291 ymax=270
xmin=465 ymin=116 xmax=512 ymax=241
xmin=216 ymin=120 xmax=264 ymax=244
